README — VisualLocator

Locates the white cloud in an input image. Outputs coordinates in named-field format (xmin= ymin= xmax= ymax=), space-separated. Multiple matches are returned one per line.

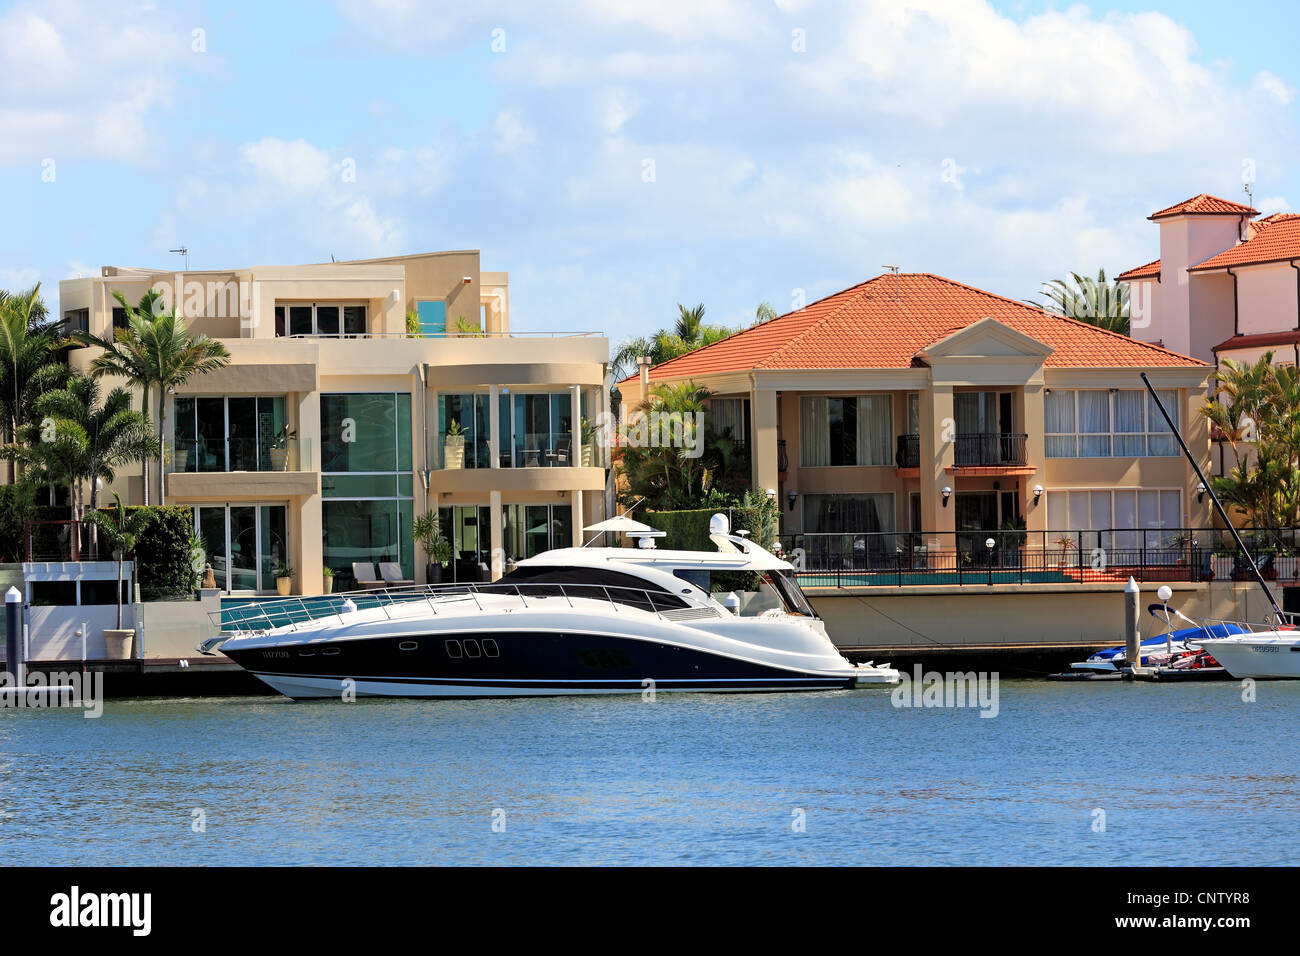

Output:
xmin=1253 ymin=70 xmax=1295 ymax=105
xmin=0 ymin=1 xmax=190 ymax=164
xmin=493 ymin=109 xmax=536 ymax=154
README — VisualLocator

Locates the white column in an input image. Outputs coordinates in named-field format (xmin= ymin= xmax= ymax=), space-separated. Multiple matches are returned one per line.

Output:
xmin=571 ymin=384 xmax=582 ymax=467
xmin=489 ymin=489 xmax=504 ymax=580
xmin=570 ymin=489 xmax=584 ymax=546
xmin=489 ymin=384 xmax=500 ymax=469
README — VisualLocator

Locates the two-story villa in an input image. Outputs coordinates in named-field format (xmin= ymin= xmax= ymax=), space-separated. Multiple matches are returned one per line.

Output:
xmin=58 ymin=251 xmax=611 ymax=595
xmin=618 ymin=272 xmax=1212 ymax=555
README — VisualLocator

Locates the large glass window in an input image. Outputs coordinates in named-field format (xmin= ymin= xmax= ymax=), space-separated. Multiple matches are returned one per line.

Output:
xmin=800 ymin=395 xmax=892 ymax=466
xmin=802 ymin=493 xmax=895 ymax=534
xmin=173 ymin=395 xmax=287 ymax=472
xmin=502 ymin=504 xmax=573 ymax=563
xmin=439 ymin=505 xmax=492 ymax=581
xmin=1047 ymin=488 xmax=1181 ymax=552
xmin=275 ymin=302 xmax=367 ymax=337
xmin=497 ymin=391 xmax=574 ymax=467
xmin=1045 ymin=389 xmax=1178 ymax=458
xmin=321 ymin=392 xmax=414 ymax=589
xmin=193 ymin=504 xmax=288 ymax=592
xmin=437 ymin=393 xmax=491 ymax=468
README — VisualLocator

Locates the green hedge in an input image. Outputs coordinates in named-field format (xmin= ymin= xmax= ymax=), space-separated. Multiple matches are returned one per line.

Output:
xmin=642 ymin=498 xmax=779 ymax=553
xmin=128 ymin=506 xmax=200 ymax=601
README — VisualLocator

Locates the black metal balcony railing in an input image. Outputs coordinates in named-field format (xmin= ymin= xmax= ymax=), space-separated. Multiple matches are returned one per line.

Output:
xmin=954 ymin=432 xmax=1027 ymax=466
xmin=775 ymin=527 xmax=1300 ymax=588
xmin=895 ymin=433 xmax=1028 ymax=467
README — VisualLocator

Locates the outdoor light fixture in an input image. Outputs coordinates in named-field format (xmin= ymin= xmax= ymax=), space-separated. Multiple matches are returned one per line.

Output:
xmin=1197 ymin=481 xmax=1207 ymax=504
xmin=787 ymin=490 xmax=798 ymax=511
xmin=985 ymin=538 xmax=996 ymax=550
xmin=1044 ymin=388 xmax=1052 ymax=396
xmin=462 ymin=276 xmax=473 ymax=284
xmin=1032 ymin=484 xmax=1043 ymax=505
xmin=765 ymin=487 xmax=777 ymax=500
xmin=941 ymin=486 xmax=952 ymax=508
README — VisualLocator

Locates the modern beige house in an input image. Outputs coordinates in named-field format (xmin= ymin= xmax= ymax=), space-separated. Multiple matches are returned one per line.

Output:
xmin=59 ymin=251 xmax=611 ymax=595
xmin=618 ymin=273 xmax=1213 ymax=564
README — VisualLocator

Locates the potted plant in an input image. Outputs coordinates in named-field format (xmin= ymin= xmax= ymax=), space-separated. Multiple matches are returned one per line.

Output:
xmin=274 ymin=560 xmax=294 ymax=596
xmin=1000 ymin=515 xmax=1027 ymax=568
xmin=172 ymin=440 xmax=190 ymax=472
xmin=580 ymin=417 xmax=596 ymax=467
xmin=84 ymin=493 xmax=150 ymax=660
xmin=1055 ymin=534 xmax=1075 ymax=568
xmin=413 ymin=510 xmax=453 ymax=584
xmin=1166 ymin=530 xmax=1193 ymax=564
xmin=322 ymin=565 xmax=335 ymax=594
xmin=268 ymin=425 xmax=297 ymax=471
xmin=444 ymin=419 xmax=466 ymax=469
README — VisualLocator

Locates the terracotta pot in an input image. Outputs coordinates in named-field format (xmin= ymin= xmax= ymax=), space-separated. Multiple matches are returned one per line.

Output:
xmin=103 ymin=628 xmax=135 ymax=660
xmin=276 ymin=576 xmax=292 ymax=596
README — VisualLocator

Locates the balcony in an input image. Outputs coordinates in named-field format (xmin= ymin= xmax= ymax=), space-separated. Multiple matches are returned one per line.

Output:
xmin=165 ymin=437 xmax=316 ymax=498
xmin=896 ymin=433 xmax=1030 ymax=471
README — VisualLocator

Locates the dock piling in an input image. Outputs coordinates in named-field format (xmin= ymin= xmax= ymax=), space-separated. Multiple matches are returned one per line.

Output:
xmin=1124 ymin=577 xmax=1140 ymax=672
xmin=5 ymin=587 xmax=23 ymax=686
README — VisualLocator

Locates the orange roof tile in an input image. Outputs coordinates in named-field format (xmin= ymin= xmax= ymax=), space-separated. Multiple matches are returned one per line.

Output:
xmin=1190 ymin=215 xmax=1300 ymax=271
xmin=627 ymin=273 xmax=1205 ymax=383
xmin=1213 ymin=330 xmax=1300 ymax=352
xmin=1117 ymin=258 xmax=1161 ymax=281
xmin=1149 ymin=193 xmax=1258 ymax=220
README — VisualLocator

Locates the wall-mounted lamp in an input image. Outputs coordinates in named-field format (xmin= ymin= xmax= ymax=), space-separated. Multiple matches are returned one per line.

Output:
xmin=1032 ymin=484 xmax=1043 ymax=505
xmin=941 ymin=486 xmax=952 ymax=508
xmin=1196 ymin=481 xmax=1206 ymax=504
xmin=765 ymin=487 xmax=777 ymax=500
xmin=1044 ymin=388 xmax=1052 ymax=396
xmin=786 ymin=490 xmax=798 ymax=512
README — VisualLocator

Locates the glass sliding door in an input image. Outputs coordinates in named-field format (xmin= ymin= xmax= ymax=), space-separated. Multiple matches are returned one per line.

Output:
xmin=192 ymin=504 xmax=289 ymax=592
xmin=502 ymin=504 xmax=573 ymax=563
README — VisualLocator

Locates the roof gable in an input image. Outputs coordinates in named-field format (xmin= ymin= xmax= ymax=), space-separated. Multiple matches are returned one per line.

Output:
xmin=1149 ymin=193 xmax=1258 ymax=220
xmin=920 ymin=316 xmax=1055 ymax=361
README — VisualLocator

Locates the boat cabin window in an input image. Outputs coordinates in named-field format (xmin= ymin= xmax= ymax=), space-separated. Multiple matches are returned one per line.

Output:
xmin=498 ymin=565 xmax=688 ymax=612
xmin=672 ymin=569 xmax=819 ymax=618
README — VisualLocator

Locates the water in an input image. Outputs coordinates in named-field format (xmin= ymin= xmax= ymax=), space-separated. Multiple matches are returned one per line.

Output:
xmin=2 ymin=680 xmax=1297 ymax=865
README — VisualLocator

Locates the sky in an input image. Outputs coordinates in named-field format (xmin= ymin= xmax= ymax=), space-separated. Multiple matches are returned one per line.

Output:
xmin=2 ymin=0 xmax=1298 ymax=344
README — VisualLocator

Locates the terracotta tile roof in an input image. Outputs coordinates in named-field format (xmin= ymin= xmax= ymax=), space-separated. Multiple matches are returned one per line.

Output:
xmin=1117 ymin=258 xmax=1161 ymax=281
xmin=1149 ymin=193 xmax=1258 ymax=220
xmin=1190 ymin=214 xmax=1300 ymax=271
xmin=626 ymin=273 xmax=1206 ymax=383
xmin=1213 ymin=330 xmax=1300 ymax=353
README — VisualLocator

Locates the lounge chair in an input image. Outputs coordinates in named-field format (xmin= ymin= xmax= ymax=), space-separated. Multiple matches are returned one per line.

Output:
xmin=379 ymin=562 xmax=415 ymax=587
xmin=352 ymin=562 xmax=385 ymax=590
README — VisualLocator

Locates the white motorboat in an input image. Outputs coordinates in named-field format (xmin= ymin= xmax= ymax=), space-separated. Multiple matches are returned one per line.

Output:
xmin=200 ymin=514 xmax=898 ymax=699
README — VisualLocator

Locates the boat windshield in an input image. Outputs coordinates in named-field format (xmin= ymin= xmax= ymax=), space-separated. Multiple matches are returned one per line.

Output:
xmin=673 ymin=568 xmax=819 ymax=619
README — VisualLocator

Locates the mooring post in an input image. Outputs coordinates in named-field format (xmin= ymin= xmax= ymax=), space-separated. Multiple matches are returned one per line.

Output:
xmin=1124 ymin=576 xmax=1141 ymax=673
xmin=5 ymin=586 xmax=23 ymax=687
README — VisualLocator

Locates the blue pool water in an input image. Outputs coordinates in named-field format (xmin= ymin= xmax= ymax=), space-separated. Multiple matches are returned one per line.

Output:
xmin=2 ymin=680 xmax=1297 ymax=865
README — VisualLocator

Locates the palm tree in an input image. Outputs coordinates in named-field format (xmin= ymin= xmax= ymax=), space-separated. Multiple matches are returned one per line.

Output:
xmin=754 ymin=302 xmax=778 ymax=325
xmin=0 ymin=283 xmax=65 ymax=483
xmin=611 ymin=303 xmax=736 ymax=381
xmin=84 ymin=493 xmax=152 ymax=630
xmin=1031 ymin=269 xmax=1129 ymax=334
xmin=3 ymin=373 xmax=157 ymax=529
xmin=78 ymin=291 xmax=230 ymax=505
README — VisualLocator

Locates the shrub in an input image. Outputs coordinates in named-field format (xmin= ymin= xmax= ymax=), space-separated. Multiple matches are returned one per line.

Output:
xmin=0 ymin=483 xmax=38 ymax=562
xmin=127 ymin=505 xmax=200 ymax=601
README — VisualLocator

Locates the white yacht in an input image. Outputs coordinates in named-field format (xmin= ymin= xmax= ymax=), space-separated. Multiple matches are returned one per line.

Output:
xmin=200 ymin=515 xmax=897 ymax=699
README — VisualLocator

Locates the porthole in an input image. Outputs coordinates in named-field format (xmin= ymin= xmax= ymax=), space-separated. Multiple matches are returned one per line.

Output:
xmin=398 ymin=640 xmax=418 ymax=651
xmin=483 ymin=639 xmax=500 ymax=658
xmin=321 ymin=647 xmax=340 ymax=656
xmin=445 ymin=640 xmax=463 ymax=658
xmin=298 ymin=650 xmax=315 ymax=657
xmin=463 ymin=639 xmax=482 ymax=658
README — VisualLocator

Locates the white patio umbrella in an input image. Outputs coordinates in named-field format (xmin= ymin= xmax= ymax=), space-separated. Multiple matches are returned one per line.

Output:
xmin=582 ymin=515 xmax=655 ymax=535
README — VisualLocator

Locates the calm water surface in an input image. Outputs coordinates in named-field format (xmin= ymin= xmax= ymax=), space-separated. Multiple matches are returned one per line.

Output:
xmin=2 ymin=680 xmax=1297 ymax=865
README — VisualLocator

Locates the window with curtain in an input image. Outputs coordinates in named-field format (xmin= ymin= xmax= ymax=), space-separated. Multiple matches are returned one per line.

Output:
xmin=803 ymin=493 xmax=895 ymax=534
xmin=800 ymin=395 xmax=892 ymax=466
xmin=1047 ymin=488 xmax=1182 ymax=550
xmin=1044 ymin=389 xmax=1180 ymax=458
xmin=709 ymin=398 xmax=743 ymax=441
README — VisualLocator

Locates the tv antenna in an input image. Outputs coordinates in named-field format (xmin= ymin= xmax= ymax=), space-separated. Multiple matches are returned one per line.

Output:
xmin=169 ymin=246 xmax=189 ymax=270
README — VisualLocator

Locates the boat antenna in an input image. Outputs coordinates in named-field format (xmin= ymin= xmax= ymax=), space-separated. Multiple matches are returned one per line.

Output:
xmin=1140 ymin=372 xmax=1284 ymax=622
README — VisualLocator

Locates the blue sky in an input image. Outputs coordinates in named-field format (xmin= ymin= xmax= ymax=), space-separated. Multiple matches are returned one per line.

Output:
xmin=2 ymin=0 xmax=1297 ymax=345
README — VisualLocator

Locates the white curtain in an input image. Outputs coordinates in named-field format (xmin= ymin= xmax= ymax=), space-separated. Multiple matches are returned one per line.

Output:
xmin=800 ymin=396 xmax=830 ymax=467
xmin=1148 ymin=390 xmax=1178 ymax=456
xmin=907 ymin=393 xmax=920 ymax=435
xmin=1113 ymin=390 xmax=1145 ymax=456
xmin=1077 ymin=391 xmax=1110 ymax=457
xmin=1045 ymin=390 xmax=1075 ymax=457
xmin=856 ymin=395 xmax=892 ymax=466
xmin=710 ymin=398 xmax=741 ymax=440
